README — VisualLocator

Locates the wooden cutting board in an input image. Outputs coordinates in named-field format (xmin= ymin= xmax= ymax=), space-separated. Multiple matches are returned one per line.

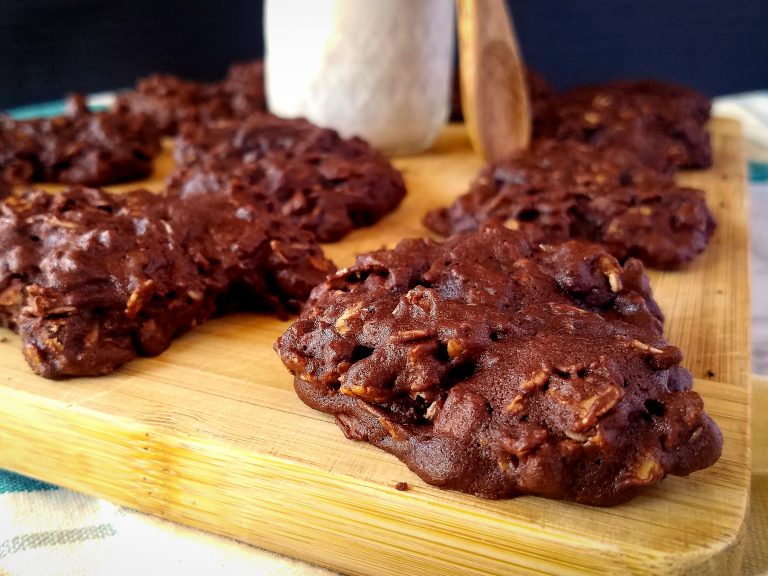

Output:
xmin=0 ymin=119 xmax=750 ymax=575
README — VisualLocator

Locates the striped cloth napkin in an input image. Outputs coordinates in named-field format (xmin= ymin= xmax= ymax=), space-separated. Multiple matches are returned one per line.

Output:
xmin=713 ymin=91 xmax=768 ymax=178
xmin=2 ymin=92 xmax=768 ymax=576
xmin=0 ymin=471 xmax=333 ymax=576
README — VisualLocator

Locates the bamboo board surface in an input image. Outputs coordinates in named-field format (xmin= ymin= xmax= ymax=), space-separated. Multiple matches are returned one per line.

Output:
xmin=0 ymin=119 xmax=751 ymax=575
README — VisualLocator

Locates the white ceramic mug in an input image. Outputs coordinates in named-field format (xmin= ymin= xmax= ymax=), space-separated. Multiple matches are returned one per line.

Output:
xmin=265 ymin=0 xmax=455 ymax=155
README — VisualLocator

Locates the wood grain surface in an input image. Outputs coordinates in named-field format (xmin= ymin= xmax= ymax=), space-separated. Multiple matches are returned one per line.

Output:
xmin=0 ymin=119 xmax=750 ymax=575
xmin=456 ymin=0 xmax=531 ymax=161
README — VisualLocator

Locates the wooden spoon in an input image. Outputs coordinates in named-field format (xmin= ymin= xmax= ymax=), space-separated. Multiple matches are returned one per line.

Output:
xmin=456 ymin=0 xmax=531 ymax=162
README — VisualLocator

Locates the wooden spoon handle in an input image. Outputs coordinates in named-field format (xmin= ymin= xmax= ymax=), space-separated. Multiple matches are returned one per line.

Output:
xmin=457 ymin=0 xmax=531 ymax=162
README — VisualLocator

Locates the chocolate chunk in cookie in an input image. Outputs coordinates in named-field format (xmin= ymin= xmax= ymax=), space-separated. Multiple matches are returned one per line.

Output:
xmin=0 ymin=186 xmax=334 ymax=378
xmin=424 ymin=140 xmax=715 ymax=269
xmin=276 ymin=226 xmax=722 ymax=506
xmin=535 ymin=79 xmax=712 ymax=170
xmin=0 ymin=95 xmax=162 ymax=186
xmin=170 ymin=113 xmax=407 ymax=242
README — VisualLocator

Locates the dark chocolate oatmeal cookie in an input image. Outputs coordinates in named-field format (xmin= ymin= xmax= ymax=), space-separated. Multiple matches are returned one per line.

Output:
xmin=170 ymin=113 xmax=407 ymax=242
xmin=0 ymin=95 xmax=161 ymax=186
xmin=0 ymin=176 xmax=10 ymax=200
xmin=424 ymin=140 xmax=715 ymax=269
xmin=535 ymin=79 xmax=712 ymax=170
xmin=276 ymin=226 xmax=722 ymax=506
xmin=0 ymin=186 xmax=334 ymax=378
xmin=114 ymin=60 xmax=267 ymax=135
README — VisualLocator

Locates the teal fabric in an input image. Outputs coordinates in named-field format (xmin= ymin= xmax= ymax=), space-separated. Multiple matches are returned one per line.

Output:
xmin=6 ymin=98 xmax=110 ymax=120
xmin=6 ymin=100 xmax=68 ymax=120
xmin=0 ymin=470 xmax=57 ymax=493
xmin=750 ymin=161 xmax=768 ymax=182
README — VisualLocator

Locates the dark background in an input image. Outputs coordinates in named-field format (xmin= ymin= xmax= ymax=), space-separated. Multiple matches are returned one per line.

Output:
xmin=1 ymin=0 xmax=766 ymax=110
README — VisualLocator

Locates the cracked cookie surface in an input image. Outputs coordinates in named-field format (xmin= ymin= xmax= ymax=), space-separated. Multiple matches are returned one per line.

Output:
xmin=114 ymin=60 xmax=267 ymax=135
xmin=534 ymin=79 xmax=712 ymax=170
xmin=0 ymin=186 xmax=334 ymax=378
xmin=424 ymin=140 xmax=715 ymax=269
xmin=276 ymin=226 xmax=722 ymax=505
xmin=170 ymin=113 xmax=407 ymax=242
xmin=1 ymin=95 xmax=161 ymax=186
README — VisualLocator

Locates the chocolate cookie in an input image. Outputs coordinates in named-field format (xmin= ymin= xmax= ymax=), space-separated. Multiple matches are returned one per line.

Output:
xmin=115 ymin=60 xmax=268 ymax=135
xmin=0 ymin=186 xmax=334 ymax=378
xmin=221 ymin=60 xmax=268 ymax=118
xmin=0 ymin=176 xmax=9 ymax=200
xmin=424 ymin=140 xmax=715 ymax=269
xmin=0 ymin=95 xmax=162 ymax=186
xmin=276 ymin=226 xmax=722 ymax=506
xmin=170 ymin=113 xmax=407 ymax=242
xmin=535 ymin=79 xmax=712 ymax=170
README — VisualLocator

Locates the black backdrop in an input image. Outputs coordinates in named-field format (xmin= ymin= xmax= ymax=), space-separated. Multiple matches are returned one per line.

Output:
xmin=1 ymin=0 xmax=766 ymax=109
